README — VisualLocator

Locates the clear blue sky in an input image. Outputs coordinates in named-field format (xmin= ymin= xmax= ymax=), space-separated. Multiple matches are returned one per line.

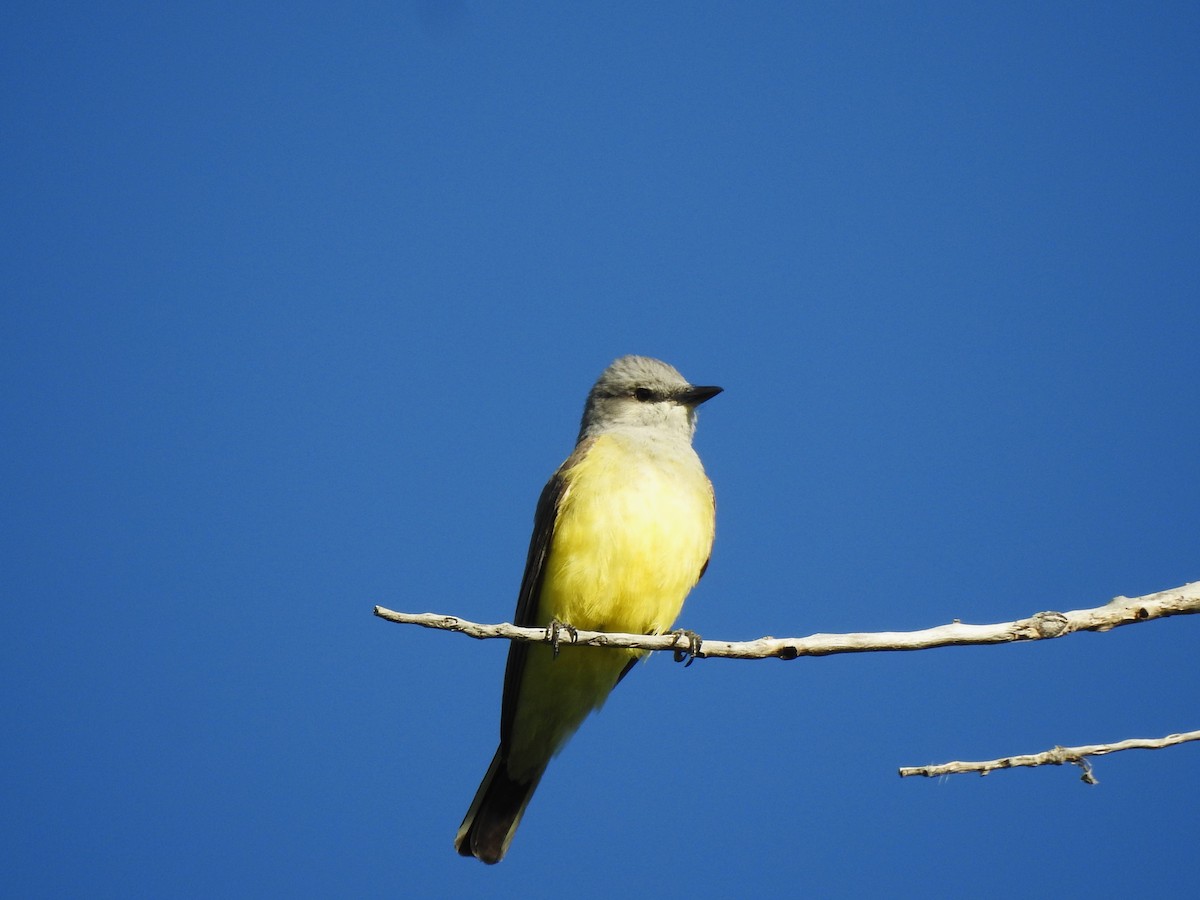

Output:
xmin=4 ymin=3 xmax=1198 ymax=897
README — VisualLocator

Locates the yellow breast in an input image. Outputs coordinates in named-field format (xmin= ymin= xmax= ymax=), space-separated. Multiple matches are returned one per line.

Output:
xmin=537 ymin=432 xmax=714 ymax=636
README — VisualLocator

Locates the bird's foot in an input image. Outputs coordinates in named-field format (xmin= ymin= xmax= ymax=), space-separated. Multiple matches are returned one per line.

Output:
xmin=546 ymin=618 xmax=579 ymax=658
xmin=669 ymin=628 xmax=704 ymax=666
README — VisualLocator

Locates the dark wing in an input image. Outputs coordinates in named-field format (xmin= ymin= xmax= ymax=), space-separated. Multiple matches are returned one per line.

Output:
xmin=498 ymin=438 xmax=594 ymax=747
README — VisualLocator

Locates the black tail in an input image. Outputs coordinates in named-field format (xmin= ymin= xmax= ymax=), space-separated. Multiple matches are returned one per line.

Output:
xmin=455 ymin=747 xmax=546 ymax=864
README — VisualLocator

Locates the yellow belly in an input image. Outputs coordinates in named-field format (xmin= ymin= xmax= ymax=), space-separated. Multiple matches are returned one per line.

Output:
xmin=507 ymin=433 xmax=714 ymax=778
xmin=542 ymin=434 xmax=714 ymax=634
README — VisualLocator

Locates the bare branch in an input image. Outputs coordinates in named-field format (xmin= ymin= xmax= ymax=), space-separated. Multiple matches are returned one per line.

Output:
xmin=898 ymin=731 xmax=1200 ymax=781
xmin=373 ymin=580 xmax=1200 ymax=660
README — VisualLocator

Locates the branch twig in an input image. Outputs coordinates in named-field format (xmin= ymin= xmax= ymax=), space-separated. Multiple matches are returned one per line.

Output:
xmin=898 ymin=731 xmax=1200 ymax=782
xmin=373 ymin=580 xmax=1200 ymax=660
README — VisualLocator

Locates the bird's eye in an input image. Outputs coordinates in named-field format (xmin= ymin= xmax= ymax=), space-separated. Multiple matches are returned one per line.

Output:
xmin=633 ymin=387 xmax=655 ymax=402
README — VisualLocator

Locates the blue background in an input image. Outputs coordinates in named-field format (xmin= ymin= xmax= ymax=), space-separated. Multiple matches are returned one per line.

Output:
xmin=4 ymin=3 xmax=1198 ymax=897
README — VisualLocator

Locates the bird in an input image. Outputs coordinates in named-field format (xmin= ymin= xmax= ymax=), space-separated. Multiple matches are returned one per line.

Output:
xmin=455 ymin=355 xmax=721 ymax=863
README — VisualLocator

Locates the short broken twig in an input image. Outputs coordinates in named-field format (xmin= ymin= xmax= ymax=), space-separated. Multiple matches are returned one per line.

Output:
xmin=898 ymin=730 xmax=1200 ymax=781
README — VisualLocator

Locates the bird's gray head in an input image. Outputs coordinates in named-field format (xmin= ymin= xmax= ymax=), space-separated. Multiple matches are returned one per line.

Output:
xmin=578 ymin=355 xmax=722 ymax=443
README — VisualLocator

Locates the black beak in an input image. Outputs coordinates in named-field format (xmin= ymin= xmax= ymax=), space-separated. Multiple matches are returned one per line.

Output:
xmin=676 ymin=385 xmax=723 ymax=407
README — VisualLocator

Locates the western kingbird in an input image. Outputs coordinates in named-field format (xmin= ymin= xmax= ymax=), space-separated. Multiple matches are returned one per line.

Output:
xmin=455 ymin=355 xmax=721 ymax=864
